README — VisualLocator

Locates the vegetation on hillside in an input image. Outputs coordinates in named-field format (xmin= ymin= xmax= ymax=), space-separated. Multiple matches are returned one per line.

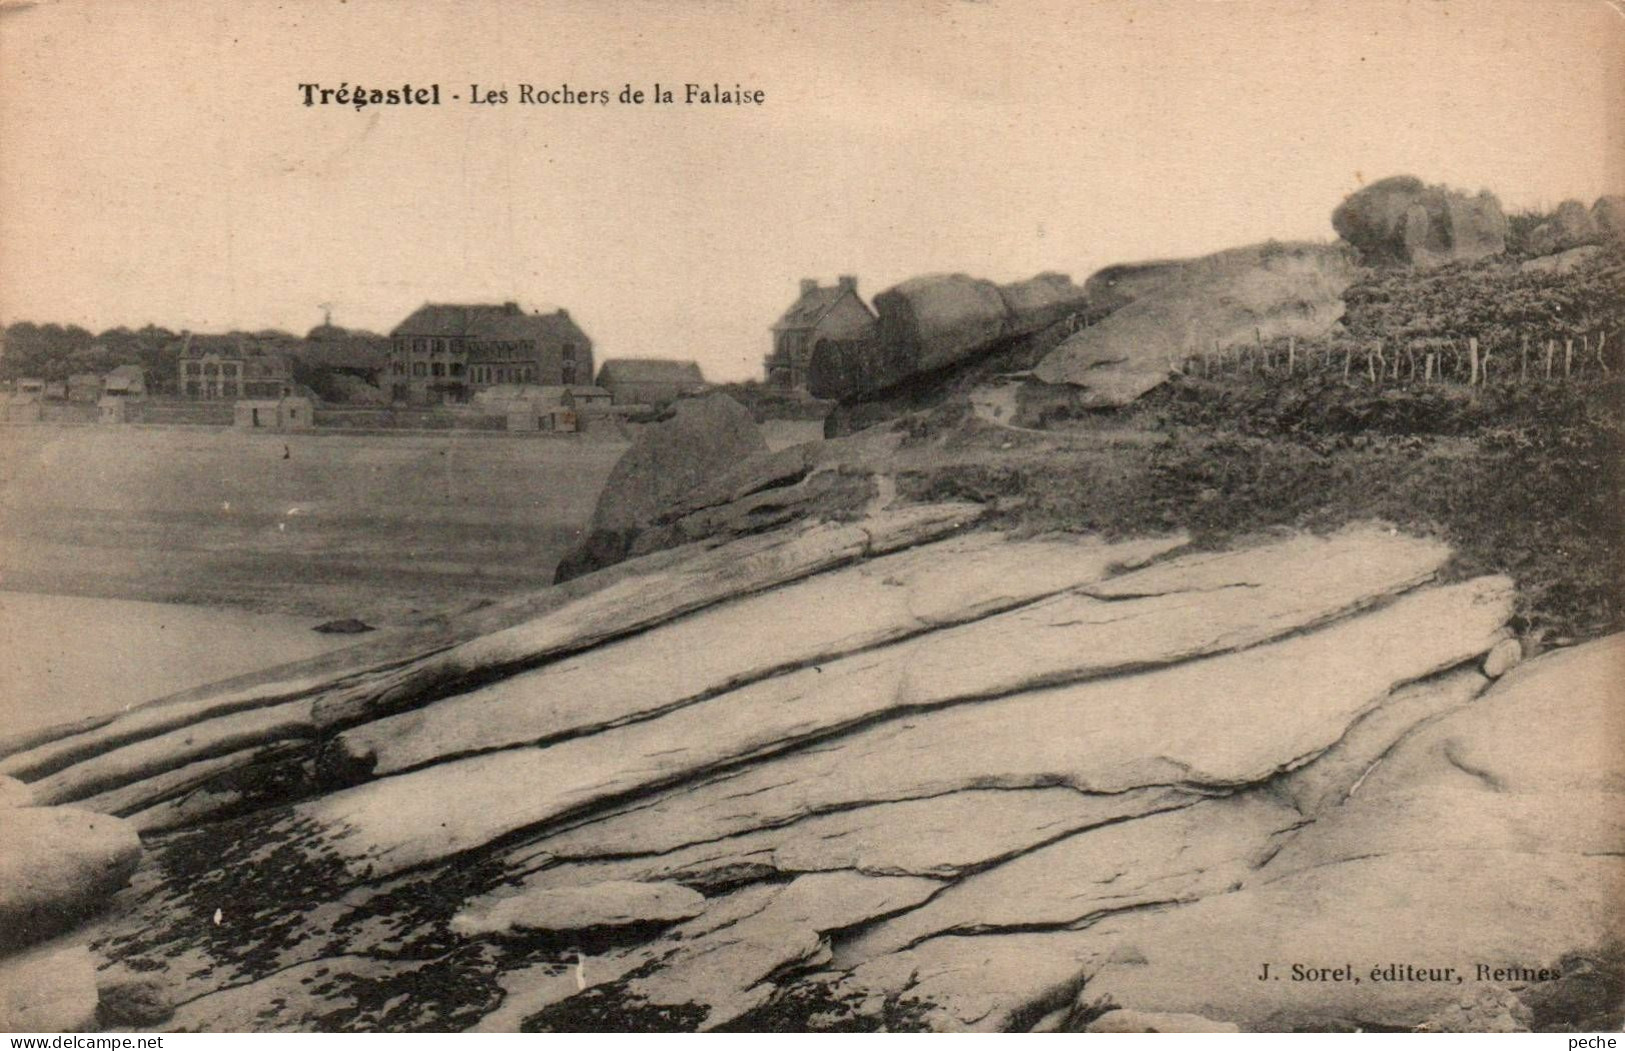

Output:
xmin=0 ymin=323 xmax=347 ymax=393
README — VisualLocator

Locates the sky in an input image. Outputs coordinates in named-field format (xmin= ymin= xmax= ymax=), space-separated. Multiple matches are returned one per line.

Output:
xmin=2 ymin=0 xmax=1622 ymax=381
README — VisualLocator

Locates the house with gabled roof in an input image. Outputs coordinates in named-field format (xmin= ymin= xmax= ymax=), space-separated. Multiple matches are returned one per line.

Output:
xmin=766 ymin=275 xmax=877 ymax=391
xmin=178 ymin=334 xmax=296 ymax=400
xmin=386 ymin=301 xmax=592 ymax=405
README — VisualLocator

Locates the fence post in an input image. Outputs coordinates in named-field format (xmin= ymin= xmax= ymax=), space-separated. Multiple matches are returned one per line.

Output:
xmin=1481 ymin=352 xmax=1492 ymax=385
xmin=1521 ymin=334 xmax=1528 ymax=381
xmin=1598 ymin=331 xmax=1610 ymax=374
xmin=1366 ymin=350 xmax=1377 ymax=384
xmin=1468 ymin=337 xmax=1480 ymax=386
xmin=1287 ymin=336 xmax=1296 ymax=376
xmin=1564 ymin=339 xmax=1573 ymax=379
xmin=1545 ymin=340 xmax=1554 ymax=379
xmin=1425 ymin=353 xmax=1435 ymax=383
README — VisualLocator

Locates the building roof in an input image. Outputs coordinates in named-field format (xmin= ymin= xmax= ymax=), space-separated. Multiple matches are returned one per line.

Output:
xmin=179 ymin=334 xmax=293 ymax=360
xmin=391 ymin=302 xmax=590 ymax=347
xmin=597 ymin=358 xmax=706 ymax=385
xmin=773 ymin=283 xmax=873 ymax=332
xmin=563 ymin=385 xmax=612 ymax=397
xmin=103 ymin=365 xmax=145 ymax=391
xmin=68 ymin=373 xmax=101 ymax=385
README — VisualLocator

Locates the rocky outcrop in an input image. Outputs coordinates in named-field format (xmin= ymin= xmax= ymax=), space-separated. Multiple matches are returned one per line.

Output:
xmin=326 ymin=531 xmax=1186 ymax=780
xmin=1032 ymin=241 xmax=1356 ymax=406
xmin=1520 ymin=244 xmax=1604 ymax=275
xmin=7 ymin=508 xmax=1613 ymax=1033
xmin=1332 ymin=175 xmax=1508 ymax=267
xmin=1052 ymin=636 xmax=1625 ymax=1032
xmin=554 ymin=393 xmax=768 ymax=582
xmin=807 ymin=272 xmax=1090 ymax=401
xmin=1527 ymin=199 xmax=1601 ymax=256
xmin=0 ymin=807 xmax=141 ymax=950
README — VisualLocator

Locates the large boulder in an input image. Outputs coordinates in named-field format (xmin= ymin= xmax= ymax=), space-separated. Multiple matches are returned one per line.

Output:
xmin=808 ymin=272 xmax=1089 ymax=401
xmin=1332 ymin=175 xmax=1508 ymax=267
xmin=1592 ymin=194 xmax=1625 ymax=244
xmin=0 ymin=944 xmax=99 ymax=1032
xmin=1032 ymin=241 xmax=1356 ymax=406
xmin=874 ymin=274 xmax=1013 ymax=375
xmin=554 ymin=393 xmax=767 ymax=582
xmin=1527 ymin=199 xmax=1601 ymax=256
xmin=0 ymin=806 xmax=142 ymax=950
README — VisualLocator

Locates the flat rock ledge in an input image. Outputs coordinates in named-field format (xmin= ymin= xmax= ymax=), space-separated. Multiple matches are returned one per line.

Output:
xmin=7 ymin=511 xmax=1617 ymax=1033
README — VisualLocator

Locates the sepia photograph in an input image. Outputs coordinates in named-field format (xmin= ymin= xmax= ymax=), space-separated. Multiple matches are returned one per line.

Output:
xmin=0 ymin=0 xmax=1621 ymax=1036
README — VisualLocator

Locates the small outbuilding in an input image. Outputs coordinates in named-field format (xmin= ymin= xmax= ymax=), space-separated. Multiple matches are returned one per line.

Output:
xmin=596 ymin=359 xmax=706 ymax=407
xmin=234 ymin=395 xmax=314 ymax=431
xmin=102 ymin=365 xmax=148 ymax=400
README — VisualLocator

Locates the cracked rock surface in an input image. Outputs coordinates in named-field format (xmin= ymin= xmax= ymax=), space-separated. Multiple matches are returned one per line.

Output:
xmin=7 ymin=510 xmax=1617 ymax=1032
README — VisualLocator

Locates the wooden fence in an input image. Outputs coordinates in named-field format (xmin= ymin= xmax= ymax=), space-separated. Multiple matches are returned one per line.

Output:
xmin=1173 ymin=330 xmax=1617 ymax=388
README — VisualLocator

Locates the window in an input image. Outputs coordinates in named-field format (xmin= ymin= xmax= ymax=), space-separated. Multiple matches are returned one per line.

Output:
xmin=450 ymin=363 xmax=464 ymax=377
xmin=204 ymin=363 xmax=219 ymax=376
xmin=562 ymin=364 xmax=576 ymax=385
xmin=562 ymin=343 xmax=576 ymax=362
xmin=186 ymin=381 xmax=200 ymax=397
xmin=412 ymin=362 xmax=426 ymax=378
xmin=414 ymin=338 xmax=428 ymax=353
xmin=434 ymin=338 xmax=447 ymax=354
xmin=432 ymin=362 xmax=445 ymax=377
xmin=222 ymin=382 xmax=238 ymax=398
xmin=185 ymin=362 xmax=201 ymax=376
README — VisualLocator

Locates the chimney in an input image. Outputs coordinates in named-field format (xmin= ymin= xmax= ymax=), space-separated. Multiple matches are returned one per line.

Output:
xmin=799 ymin=278 xmax=818 ymax=297
xmin=838 ymin=275 xmax=857 ymax=293
xmin=503 ymin=301 xmax=520 ymax=315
